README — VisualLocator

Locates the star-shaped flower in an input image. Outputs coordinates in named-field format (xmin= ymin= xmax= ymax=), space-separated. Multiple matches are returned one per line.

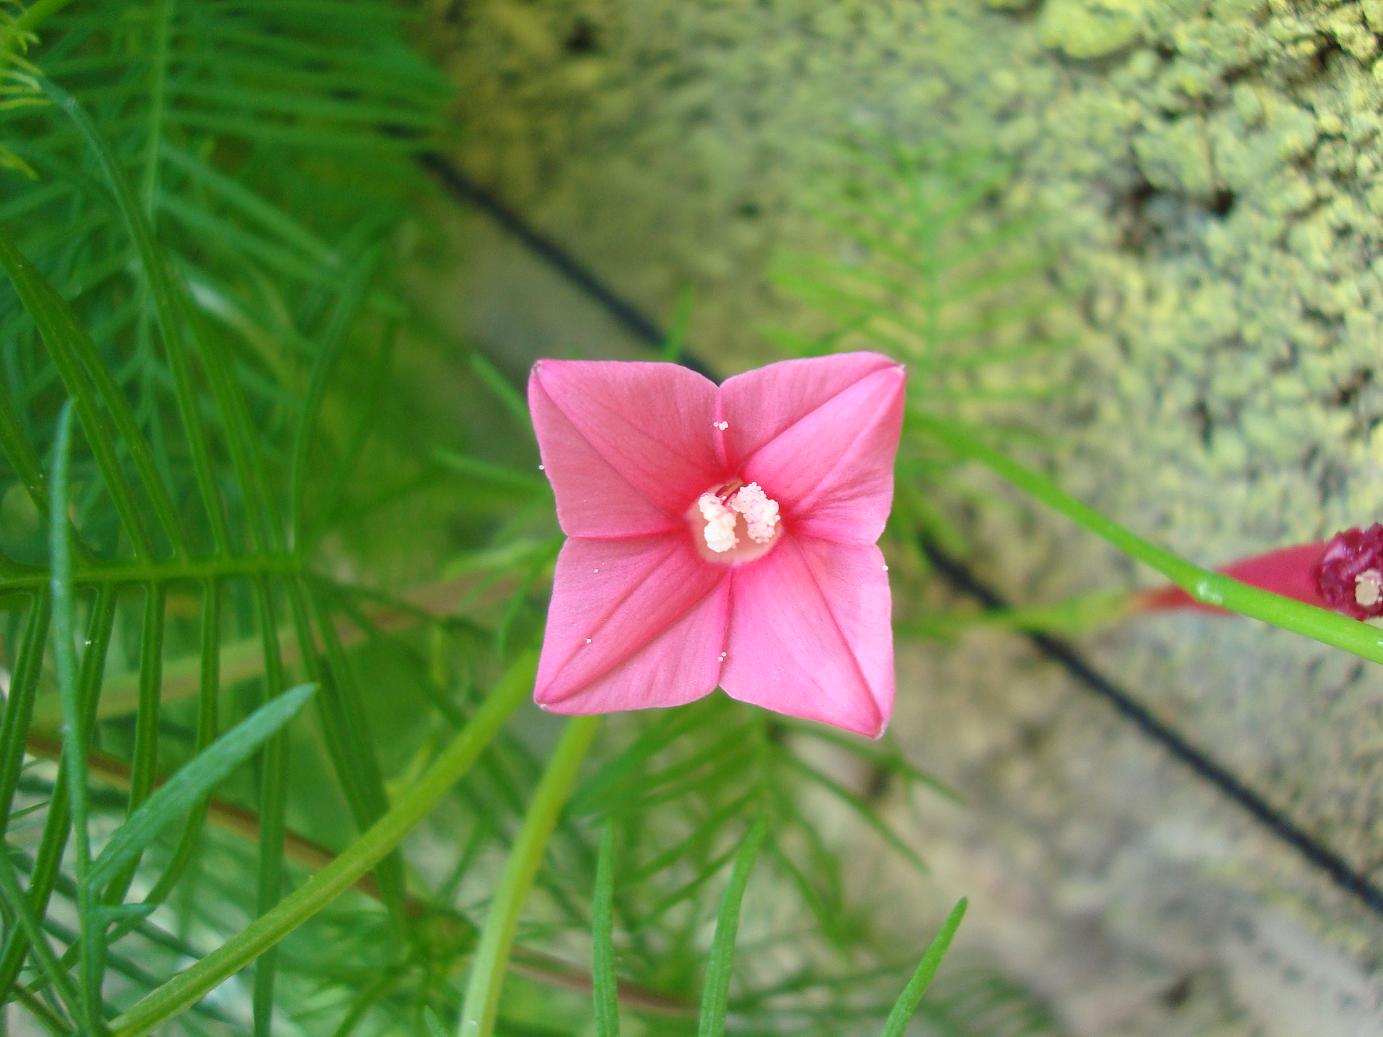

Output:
xmin=528 ymin=352 xmax=906 ymax=737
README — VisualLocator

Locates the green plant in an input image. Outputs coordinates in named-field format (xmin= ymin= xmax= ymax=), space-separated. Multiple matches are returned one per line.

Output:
xmin=1 ymin=5 xmax=979 ymax=1036
xmin=769 ymin=139 xmax=1077 ymax=565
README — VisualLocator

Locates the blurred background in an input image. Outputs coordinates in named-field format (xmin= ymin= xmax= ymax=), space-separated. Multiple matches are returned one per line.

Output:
xmin=436 ymin=2 xmax=1383 ymax=1033
xmin=2 ymin=1 xmax=1381 ymax=1034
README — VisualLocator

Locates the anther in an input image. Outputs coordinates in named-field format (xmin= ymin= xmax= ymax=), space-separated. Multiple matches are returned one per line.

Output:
xmin=698 ymin=493 xmax=740 ymax=553
xmin=690 ymin=481 xmax=782 ymax=562
xmin=1355 ymin=569 xmax=1382 ymax=608
xmin=697 ymin=483 xmax=780 ymax=553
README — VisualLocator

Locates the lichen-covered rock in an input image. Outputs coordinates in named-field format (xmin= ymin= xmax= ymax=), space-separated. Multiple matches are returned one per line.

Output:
xmin=1133 ymin=116 xmax=1216 ymax=196
xmin=1040 ymin=0 xmax=1146 ymax=59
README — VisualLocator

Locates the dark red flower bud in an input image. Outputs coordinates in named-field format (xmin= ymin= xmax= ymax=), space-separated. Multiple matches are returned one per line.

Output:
xmin=1313 ymin=523 xmax=1383 ymax=620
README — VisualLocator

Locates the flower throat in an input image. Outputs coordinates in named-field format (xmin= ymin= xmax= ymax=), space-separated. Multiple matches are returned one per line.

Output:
xmin=690 ymin=480 xmax=781 ymax=563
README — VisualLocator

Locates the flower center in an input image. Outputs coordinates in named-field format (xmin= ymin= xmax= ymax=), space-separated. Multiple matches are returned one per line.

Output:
xmin=689 ymin=480 xmax=781 ymax=564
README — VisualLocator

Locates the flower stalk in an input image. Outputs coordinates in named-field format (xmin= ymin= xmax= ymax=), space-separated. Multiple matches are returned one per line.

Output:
xmin=916 ymin=415 xmax=1383 ymax=665
xmin=457 ymin=715 xmax=601 ymax=1037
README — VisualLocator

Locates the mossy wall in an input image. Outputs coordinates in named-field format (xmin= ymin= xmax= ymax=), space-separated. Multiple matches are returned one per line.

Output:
xmin=438 ymin=2 xmax=1383 ymax=1032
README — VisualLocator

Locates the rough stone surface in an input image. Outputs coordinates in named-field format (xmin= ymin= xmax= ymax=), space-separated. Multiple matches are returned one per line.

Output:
xmin=434 ymin=1 xmax=1383 ymax=1032
xmin=1040 ymin=0 xmax=1147 ymax=59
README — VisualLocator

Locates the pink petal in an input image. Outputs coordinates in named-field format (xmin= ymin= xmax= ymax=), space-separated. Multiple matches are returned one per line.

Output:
xmin=535 ymin=534 xmax=730 ymax=714
xmin=720 ymin=536 xmax=894 ymax=737
xmin=529 ymin=360 xmax=723 ymax=538
xmin=719 ymin=353 xmax=905 ymax=544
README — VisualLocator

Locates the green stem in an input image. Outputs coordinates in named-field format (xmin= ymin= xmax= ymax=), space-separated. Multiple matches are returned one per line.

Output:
xmin=457 ymin=716 xmax=601 ymax=1037
xmin=697 ymin=817 xmax=768 ymax=1037
xmin=590 ymin=822 xmax=620 ymax=1037
xmin=12 ymin=980 xmax=72 ymax=1036
xmin=107 ymin=654 xmax=538 ymax=1037
xmin=0 ymin=849 xmax=81 ymax=1026
xmin=5 ymin=0 xmax=76 ymax=54
xmin=49 ymin=404 xmax=105 ymax=1033
xmin=879 ymin=897 xmax=968 ymax=1037
xmin=916 ymin=416 xmax=1383 ymax=665
xmin=0 ymin=554 xmax=300 ymax=594
xmin=138 ymin=0 xmax=172 ymax=216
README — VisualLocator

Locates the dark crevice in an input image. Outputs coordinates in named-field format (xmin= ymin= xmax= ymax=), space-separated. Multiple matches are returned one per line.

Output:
xmin=564 ymin=16 xmax=600 ymax=55
xmin=1116 ymin=177 xmax=1235 ymax=254
xmin=1116 ymin=176 xmax=1157 ymax=253
xmin=419 ymin=150 xmax=1383 ymax=920
xmin=1207 ymin=187 xmax=1235 ymax=217
xmin=1161 ymin=974 xmax=1194 ymax=1008
xmin=1308 ymin=37 xmax=1345 ymax=79
xmin=1333 ymin=367 xmax=1372 ymax=410
xmin=1190 ymin=398 xmax=1213 ymax=450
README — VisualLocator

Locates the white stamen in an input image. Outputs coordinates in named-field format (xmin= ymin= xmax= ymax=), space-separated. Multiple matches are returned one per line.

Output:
xmin=729 ymin=482 xmax=779 ymax=544
xmin=584 ymin=637 xmax=592 ymax=645
xmin=1355 ymin=569 xmax=1382 ymax=608
xmin=718 ymin=651 xmax=727 ymax=661
xmin=698 ymin=492 xmax=740 ymax=553
xmin=713 ymin=420 xmax=729 ymax=431
xmin=698 ymin=483 xmax=781 ymax=552
xmin=538 ymin=464 xmax=544 ymax=471
xmin=882 ymin=564 xmax=889 ymax=572
xmin=593 ymin=568 xmax=600 ymax=573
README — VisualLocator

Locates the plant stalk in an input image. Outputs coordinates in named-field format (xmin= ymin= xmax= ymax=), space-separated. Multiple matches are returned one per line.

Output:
xmin=19 ymin=730 xmax=694 ymax=1017
xmin=457 ymin=716 xmax=601 ymax=1037
xmin=107 ymin=654 xmax=537 ymax=1037
xmin=916 ymin=416 xmax=1383 ymax=665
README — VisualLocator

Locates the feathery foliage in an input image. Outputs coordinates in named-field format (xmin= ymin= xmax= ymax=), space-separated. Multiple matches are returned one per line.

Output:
xmin=0 ymin=5 xmax=985 ymax=1035
xmin=1 ymin=1 xmax=468 ymax=1031
xmin=768 ymin=138 xmax=1077 ymax=577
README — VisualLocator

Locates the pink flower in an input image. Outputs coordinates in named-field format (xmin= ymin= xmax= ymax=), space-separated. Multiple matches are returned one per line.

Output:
xmin=528 ymin=352 xmax=906 ymax=737
xmin=1138 ymin=523 xmax=1383 ymax=621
